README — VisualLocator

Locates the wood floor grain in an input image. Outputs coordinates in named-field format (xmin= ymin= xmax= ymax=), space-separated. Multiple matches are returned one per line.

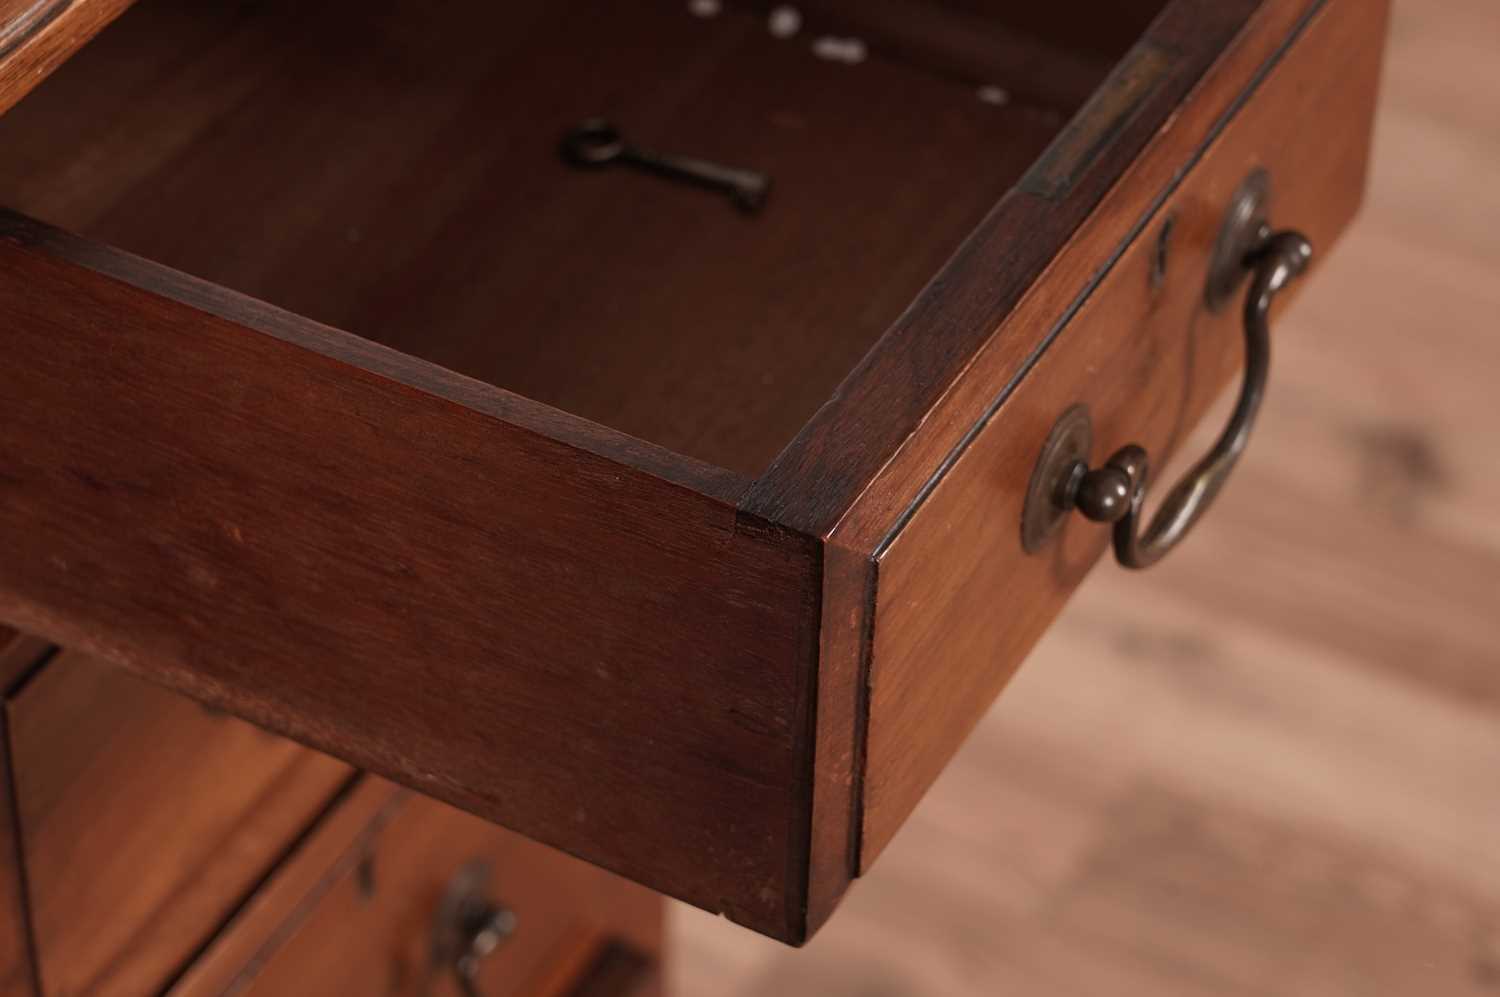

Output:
xmin=671 ymin=0 xmax=1500 ymax=992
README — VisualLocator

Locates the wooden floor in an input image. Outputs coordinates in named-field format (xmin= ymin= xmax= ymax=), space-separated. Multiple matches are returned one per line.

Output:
xmin=672 ymin=0 xmax=1500 ymax=993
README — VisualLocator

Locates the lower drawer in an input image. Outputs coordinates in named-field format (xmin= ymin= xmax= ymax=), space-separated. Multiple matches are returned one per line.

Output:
xmin=7 ymin=650 xmax=353 ymax=996
xmin=172 ymin=780 xmax=663 ymax=997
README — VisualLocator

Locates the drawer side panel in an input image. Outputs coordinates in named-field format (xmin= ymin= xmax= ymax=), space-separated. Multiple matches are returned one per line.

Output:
xmin=0 ymin=224 xmax=820 ymax=941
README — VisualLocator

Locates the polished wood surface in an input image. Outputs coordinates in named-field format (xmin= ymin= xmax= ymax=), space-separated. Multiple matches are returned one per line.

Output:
xmin=861 ymin=0 xmax=1388 ymax=868
xmin=0 ymin=0 xmax=1061 ymax=476
xmin=675 ymin=0 xmax=1500 ymax=990
xmin=0 ymin=217 xmax=820 ymax=941
xmin=0 ymin=0 xmax=1385 ymax=947
xmin=0 ymin=0 xmax=132 ymax=117
xmin=8 ymin=650 xmax=352 ymax=996
xmin=174 ymin=779 xmax=663 ymax=997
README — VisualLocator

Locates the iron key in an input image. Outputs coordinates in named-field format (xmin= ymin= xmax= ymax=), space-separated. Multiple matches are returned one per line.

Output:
xmin=559 ymin=119 xmax=770 ymax=214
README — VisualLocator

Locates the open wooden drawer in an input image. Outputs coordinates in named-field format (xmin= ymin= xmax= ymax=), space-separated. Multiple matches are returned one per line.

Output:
xmin=0 ymin=0 xmax=1386 ymax=943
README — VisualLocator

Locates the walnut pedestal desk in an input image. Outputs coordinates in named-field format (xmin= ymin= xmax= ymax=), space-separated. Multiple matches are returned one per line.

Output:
xmin=0 ymin=0 xmax=1387 ymax=993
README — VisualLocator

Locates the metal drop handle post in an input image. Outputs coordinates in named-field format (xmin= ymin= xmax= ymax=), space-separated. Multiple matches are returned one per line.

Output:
xmin=1064 ymin=227 xmax=1313 ymax=568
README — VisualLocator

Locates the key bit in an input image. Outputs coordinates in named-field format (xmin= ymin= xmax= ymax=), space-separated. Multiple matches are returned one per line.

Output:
xmin=559 ymin=119 xmax=770 ymax=214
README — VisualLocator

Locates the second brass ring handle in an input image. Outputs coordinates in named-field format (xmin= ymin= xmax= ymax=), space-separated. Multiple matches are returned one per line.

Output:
xmin=1061 ymin=227 xmax=1313 ymax=569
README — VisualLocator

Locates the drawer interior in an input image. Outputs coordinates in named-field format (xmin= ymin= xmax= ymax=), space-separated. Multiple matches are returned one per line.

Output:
xmin=0 ymin=0 xmax=1165 ymax=475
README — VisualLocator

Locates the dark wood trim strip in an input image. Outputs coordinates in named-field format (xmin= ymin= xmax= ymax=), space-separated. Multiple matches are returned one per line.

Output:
xmin=1019 ymin=39 xmax=1177 ymax=200
xmin=800 ymin=540 xmax=872 ymax=935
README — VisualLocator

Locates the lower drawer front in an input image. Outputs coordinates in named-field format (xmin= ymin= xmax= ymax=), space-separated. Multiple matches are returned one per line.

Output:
xmin=7 ymin=650 xmax=353 ymax=996
xmin=173 ymin=780 xmax=662 ymax=997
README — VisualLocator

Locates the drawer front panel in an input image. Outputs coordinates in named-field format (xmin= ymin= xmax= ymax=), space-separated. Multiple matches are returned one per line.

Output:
xmin=861 ymin=0 xmax=1388 ymax=865
xmin=173 ymin=781 xmax=662 ymax=997
xmin=8 ymin=651 xmax=352 ymax=995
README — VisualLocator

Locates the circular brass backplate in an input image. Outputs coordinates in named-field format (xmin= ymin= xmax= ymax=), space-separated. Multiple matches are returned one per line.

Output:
xmin=1021 ymin=404 xmax=1093 ymax=554
xmin=1205 ymin=168 xmax=1272 ymax=313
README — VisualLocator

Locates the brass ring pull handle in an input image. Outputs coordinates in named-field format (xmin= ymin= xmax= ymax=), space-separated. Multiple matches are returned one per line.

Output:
xmin=1062 ymin=229 xmax=1312 ymax=569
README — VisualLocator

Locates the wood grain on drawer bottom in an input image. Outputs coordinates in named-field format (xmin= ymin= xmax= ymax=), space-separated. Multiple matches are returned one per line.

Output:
xmin=7 ymin=651 xmax=353 ymax=996
xmin=173 ymin=779 xmax=663 ymax=997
